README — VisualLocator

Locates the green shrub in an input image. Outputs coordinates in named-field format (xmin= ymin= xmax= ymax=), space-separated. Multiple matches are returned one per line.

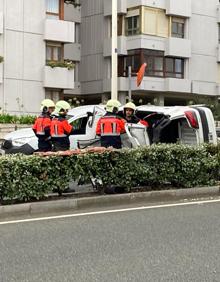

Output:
xmin=0 ymin=114 xmax=36 ymax=124
xmin=46 ymin=60 xmax=75 ymax=70
xmin=0 ymin=144 xmax=219 ymax=203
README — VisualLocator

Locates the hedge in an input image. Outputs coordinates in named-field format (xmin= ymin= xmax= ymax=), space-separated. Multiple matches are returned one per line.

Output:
xmin=0 ymin=144 xmax=219 ymax=203
xmin=0 ymin=114 xmax=36 ymax=124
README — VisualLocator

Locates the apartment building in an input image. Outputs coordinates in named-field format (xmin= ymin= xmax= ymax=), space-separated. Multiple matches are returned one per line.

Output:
xmin=79 ymin=0 xmax=220 ymax=106
xmin=0 ymin=0 xmax=80 ymax=114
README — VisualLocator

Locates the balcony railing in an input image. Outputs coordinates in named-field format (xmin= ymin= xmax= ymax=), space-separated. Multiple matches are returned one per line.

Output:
xmin=43 ymin=65 xmax=74 ymax=89
xmin=44 ymin=19 xmax=75 ymax=43
xmin=165 ymin=37 xmax=191 ymax=58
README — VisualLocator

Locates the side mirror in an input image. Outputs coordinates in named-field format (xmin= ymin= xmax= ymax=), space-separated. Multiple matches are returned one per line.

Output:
xmin=88 ymin=107 xmax=96 ymax=128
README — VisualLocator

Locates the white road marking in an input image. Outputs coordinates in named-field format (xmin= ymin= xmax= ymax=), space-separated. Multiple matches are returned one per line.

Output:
xmin=1 ymin=198 xmax=220 ymax=226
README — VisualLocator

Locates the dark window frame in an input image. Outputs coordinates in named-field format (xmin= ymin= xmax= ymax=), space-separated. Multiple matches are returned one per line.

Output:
xmin=126 ymin=16 xmax=140 ymax=36
xmin=118 ymin=49 xmax=184 ymax=79
xmin=46 ymin=42 xmax=64 ymax=62
xmin=46 ymin=0 xmax=64 ymax=20
xmin=171 ymin=17 xmax=185 ymax=38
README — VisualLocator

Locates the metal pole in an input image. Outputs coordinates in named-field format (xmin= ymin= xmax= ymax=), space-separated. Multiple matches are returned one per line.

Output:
xmin=111 ymin=0 xmax=118 ymax=100
xmin=128 ymin=66 xmax=132 ymax=101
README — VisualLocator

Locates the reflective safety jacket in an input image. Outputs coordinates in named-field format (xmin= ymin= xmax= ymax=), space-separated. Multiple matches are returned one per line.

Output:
xmin=50 ymin=116 xmax=73 ymax=151
xmin=96 ymin=113 xmax=125 ymax=137
xmin=32 ymin=114 xmax=51 ymax=138
xmin=96 ymin=113 xmax=125 ymax=149
xmin=50 ymin=117 xmax=73 ymax=138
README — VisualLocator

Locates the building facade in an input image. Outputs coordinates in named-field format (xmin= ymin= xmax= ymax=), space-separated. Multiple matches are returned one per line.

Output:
xmin=0 ymin=0 xmax=220 ymax=114
xmin=0 ymin=0 xmax=79 ymax=114
xmin=79 ymin=0 xmax=220 ymax=106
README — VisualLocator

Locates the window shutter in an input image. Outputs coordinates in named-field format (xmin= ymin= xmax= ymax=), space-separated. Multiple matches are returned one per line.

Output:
xmin=157 ymin=10 xmax=169 ymax=37
xmin=143 ymin=8 xmax=157 ymax=35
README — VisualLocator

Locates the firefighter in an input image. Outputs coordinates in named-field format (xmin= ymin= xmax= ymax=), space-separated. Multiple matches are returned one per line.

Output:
xmin=32 ymin=99 xmax=55 ymax=152
xmin=123 ymin=102 xmax=149 ymax=126
xmin=50 ymin=100 xmax=74 ymax=151
xmin=96 ymin=99 xmax=125 ymax=149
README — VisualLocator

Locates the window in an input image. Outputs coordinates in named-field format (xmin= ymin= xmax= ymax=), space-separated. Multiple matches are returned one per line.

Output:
xmin=118 ymin=15 xmax=123 ymax=36
xmin=46 ymin=42 xmax=63 ymax=62
xmin=144 ymin=50 xmax=164 ymax=77
xmin=45 ymin=90 xmax=63 ymax=102
xmin=143 ymin=7 xmax=169 ymax=37
xmin=126 ymin=16 xmax=140 ymax=36
xmin=118 ymin=49 xmax=184 ymax=79
xmin=165 ymin=58 xmax=184 ymax=78
xmin=171 ymin=17 xmax=185 ymax=38
xmin=70 ymin=116 xmax=88 ymax=135
xmin=110 ymin=15 xmax=124 ymax=37
xmin=46 ymin=0 xmax=63 ymax=20
xmin=118 ymin=49 xmax=141 ymax=76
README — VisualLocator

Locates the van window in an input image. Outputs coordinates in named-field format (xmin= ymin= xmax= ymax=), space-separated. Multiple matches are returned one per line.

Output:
xmin=70 ymin=116 xmax=88 ymax=135
xmin=156 ymin=118 xmax=197 ymax=145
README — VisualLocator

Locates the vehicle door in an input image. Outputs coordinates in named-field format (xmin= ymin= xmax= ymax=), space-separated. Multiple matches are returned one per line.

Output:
xmin=68 ymin=106 xmax=105 ymax=149
xmin=192 ymin=106 xmax=217 ymax=145
xmin=124 ymin=123 xmax=150 ymax=148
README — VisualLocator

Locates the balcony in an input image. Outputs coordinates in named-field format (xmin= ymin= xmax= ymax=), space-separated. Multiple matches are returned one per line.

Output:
xmin=165 ymin=78 xmax=191 ymax=93
xmin=64 ymin=3 xmax=81 ymax=23
xmin=44 ymin=19 xmax=75 ymax=43
xmin=103 ymin=76 xmax=192 ymax=93
xmin=166 ymin=0 xmax=191 ymax=18
xmin=43 ymin=66 xmax=74 ymax=90
xmin=103 ymin=77 xmax=166 ymax=92
xmin=165 ymin=37 xmax=191 ymax=58
xmin=64 ymin=43 xmax=81 ymax=61
xmin=126 ymin=35 xmax=165 ymax=52
xmin=191 ymin=81 xmax=218 ymax=95
xmin=103 ymin=77 xmax=129 ymax=92
xmin=64 ymin=81 xmax=81 ymax=95
xmin=103 ymin=36 xmax=127 ymax=57
xmin=104 ymin=0 xmax=127 ymax=16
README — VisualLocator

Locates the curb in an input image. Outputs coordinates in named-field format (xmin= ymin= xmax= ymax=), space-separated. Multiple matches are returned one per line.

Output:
xmin=0 ymin=186 xmax=219 ymax=218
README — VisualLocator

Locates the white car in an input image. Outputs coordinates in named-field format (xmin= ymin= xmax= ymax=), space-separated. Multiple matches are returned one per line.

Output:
xmin=0 ymin=104 xmax=217 ymax=155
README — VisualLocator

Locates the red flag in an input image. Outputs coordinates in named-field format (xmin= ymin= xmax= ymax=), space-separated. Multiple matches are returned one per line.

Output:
xmin=136 ymin=63 xmax=147 ymax=87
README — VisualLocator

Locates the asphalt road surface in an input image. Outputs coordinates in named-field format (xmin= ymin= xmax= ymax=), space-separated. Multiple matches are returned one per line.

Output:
xmin=1 ymin=199 xmax=220 ymax=282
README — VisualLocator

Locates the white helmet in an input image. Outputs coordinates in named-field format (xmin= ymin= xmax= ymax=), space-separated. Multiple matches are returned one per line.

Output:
xmin=105 ymin=99 xmax=121 ymax=113
xmin=40 ymin=99 xmax=55 ymax=111
xmin=55 ymin=100 xmax=71 ymax=114
xmin=124 ymin=102 xmax=136 ymax=111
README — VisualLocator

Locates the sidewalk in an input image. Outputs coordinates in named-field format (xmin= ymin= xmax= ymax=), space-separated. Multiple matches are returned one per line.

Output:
xmin=0 ymin=185 xmax=219 ymax=218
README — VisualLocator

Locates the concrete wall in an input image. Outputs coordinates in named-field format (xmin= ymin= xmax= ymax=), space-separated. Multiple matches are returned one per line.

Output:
xmin=79 ymin=0 xmax=220 ymax=104
xmin=0 ymin=0 xmax=77 ymax=114
xmin=0 ymin=0 xmax=45 ymax=114
xmin=189 ymin=0 xmax=219 ymax=96
xmin=79 ymin=0 xmax=107 ymax=95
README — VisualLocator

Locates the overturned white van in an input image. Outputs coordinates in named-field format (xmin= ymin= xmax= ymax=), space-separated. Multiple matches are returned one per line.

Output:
xmin=0 ymin=105 xmax=217 ymax=155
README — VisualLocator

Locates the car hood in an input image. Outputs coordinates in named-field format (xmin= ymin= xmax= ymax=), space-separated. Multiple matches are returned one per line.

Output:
xmin=5 ymin=128 xmax=34 ymax=140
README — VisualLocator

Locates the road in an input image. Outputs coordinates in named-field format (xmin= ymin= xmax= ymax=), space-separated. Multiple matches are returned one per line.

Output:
xmin=1 ymin=199 xmax=220 ymax=282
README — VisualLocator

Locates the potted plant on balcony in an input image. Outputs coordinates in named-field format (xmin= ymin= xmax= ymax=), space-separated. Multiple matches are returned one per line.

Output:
xmin=64 ymin=0 xmax=81 ymax=7
xmin=46 ymin=60 xmax=75 ymax=70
